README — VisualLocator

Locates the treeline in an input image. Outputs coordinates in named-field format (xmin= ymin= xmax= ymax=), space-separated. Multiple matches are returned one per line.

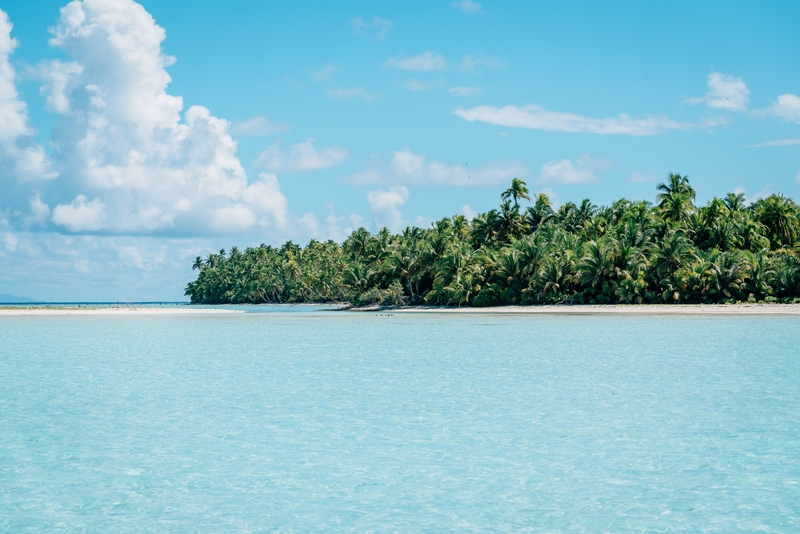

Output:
xmin=185 ymin=175 xmax=800 ymax=306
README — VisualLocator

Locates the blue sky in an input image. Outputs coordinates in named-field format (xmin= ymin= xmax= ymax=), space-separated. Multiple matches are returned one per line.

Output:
xmin=0 ymin=0 xmax=799 ymax=301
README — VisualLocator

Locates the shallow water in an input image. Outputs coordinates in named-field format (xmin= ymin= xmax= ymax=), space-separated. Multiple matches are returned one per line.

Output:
xmin=1 ymin=311 xmax=799 ymax=532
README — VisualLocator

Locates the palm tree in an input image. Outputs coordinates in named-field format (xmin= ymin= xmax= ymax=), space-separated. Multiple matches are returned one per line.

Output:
xmin=724 ymin=192 xmax=747 ymax=212
xmin=501 ymin=178 xmax=532 ymax=206
xmin=525 ymin=193 xmax=554 ymax=230
xmin=753 ymin=194 xmax=799 ymax=249
xmin=656 ymin=173 xmax=696 ymax=223
xmin=657 ymin=173 xmax=696 ymax=202
xmin=185 ymin=171 xmax=800 ymax=307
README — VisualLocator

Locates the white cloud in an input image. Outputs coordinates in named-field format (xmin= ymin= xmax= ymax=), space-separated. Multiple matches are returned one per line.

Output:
xmin=449 ymin=86 xmax=483 ymax=97
xmin=452 ymin=0 xmax=483 ymax=13
xmin=311 ymin=63 xmax=340 ymax=83
xmin=231 ymin=116 xmax=290 ymax=136
xmin=747 ymin=138 xmax=800 ymax=147
xmin=324 ymin=204 xmax=365 ymax=242
xmin=734 ymin=185 xmax=772 ymax=205
xmin=685 ymin=72 xmax=750 ymax=111
xmin=460 ymin=204 xmax=478 ymax=220
xmin=386 ymin=51 xmax=447 ymax=71
xmin=51 ymin=194 xmax=107 ymax=232
xmin=367 ymin=186 xmax=409 ymax=232
xmin=457 ymin=54 xmax=503 ymax=72
xmin=38 ymin=59 xmax=83 ymax=113
xmin=540 ymin=154 xmax=610 ymax=185
xmin=349 ymin=16 xmax=392 ymax=41
xmin=765 ymin=94 xmax=800 ymax=124
xmin=349 ymin=149 xmax=525 ymax=186
xmin=28 ymin=192 xmax=50 ymax=226
xmin=325 ymin=86 xmax=377 ymax=100
xmin=255 ymin=139 xmax=348 ymax=172
xmin=0 ymin=10 xmax=54 ymax=181
xmin=35 ymin=0 xmax=289 ymax=235
xmin=454 ymin=105 xmax=696 ymax=136
xmin=405 ymin=78 xmax=446 ymax=92
xmin=386 ymin=52 xmax=499 ymax=73
xmin=4 ymin=232 xmax=18 ymax=251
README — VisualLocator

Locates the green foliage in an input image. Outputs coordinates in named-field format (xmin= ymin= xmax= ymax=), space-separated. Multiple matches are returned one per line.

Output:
xmin=186 ymin=177 xmax=800 ymax=307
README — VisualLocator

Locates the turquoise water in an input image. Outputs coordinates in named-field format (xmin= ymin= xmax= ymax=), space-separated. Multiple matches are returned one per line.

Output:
xmin=1 ymin=312 xmax=799 ymax=532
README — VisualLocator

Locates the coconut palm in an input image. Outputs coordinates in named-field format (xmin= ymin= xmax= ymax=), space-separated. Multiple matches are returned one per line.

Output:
xmin=501 ymin=178 xmax=532 ymax=206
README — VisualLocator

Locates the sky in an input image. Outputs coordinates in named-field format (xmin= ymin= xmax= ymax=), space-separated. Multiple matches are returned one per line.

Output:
xmin=0 ymin=0 xmax=798 ymax=301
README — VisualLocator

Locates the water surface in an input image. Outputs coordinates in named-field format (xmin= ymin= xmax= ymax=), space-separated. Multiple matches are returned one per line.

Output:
xmin=1 ymin=311 xmax=799 ymax=531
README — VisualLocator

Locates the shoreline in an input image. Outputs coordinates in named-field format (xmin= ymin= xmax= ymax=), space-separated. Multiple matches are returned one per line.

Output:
xmin=2 ymin=303 xmax=799 ymax=316
xmin=357 ymin=303 xmax=800 ymax=316
xmin=0 ymin=307 xmax=243 ymax=316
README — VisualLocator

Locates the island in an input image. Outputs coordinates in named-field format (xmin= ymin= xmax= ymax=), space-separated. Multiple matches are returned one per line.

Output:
xmin=185 ymin=175 xmax=800 ymax=307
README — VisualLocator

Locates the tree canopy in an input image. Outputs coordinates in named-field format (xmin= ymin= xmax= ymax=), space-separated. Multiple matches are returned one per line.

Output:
xmin=186 ymin=176 xmax=800 ymax=306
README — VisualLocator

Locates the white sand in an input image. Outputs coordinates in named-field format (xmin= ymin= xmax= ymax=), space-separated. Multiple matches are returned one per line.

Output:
xmin=389 ymin=304 xmax=800 ymax=315
xmin=3 ymin=304 xmax=799 ymax=316
xmin=0 ymin=307 xmax=242 ymax=316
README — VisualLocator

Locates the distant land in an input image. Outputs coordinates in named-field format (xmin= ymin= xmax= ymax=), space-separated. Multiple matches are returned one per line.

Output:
xmin=0 ymin=294 xmax=38 ymax=303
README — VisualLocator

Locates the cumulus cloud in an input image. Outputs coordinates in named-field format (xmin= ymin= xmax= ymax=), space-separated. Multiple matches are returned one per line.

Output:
xmin=231 ymin=116 xmax=290 ymax=136
xmin=28 ymin=192 xmax=50 ymax=226
xmin=540 ymin=154 xmax=610 ymax=185
xmin=325 ymin=86 xmax=377 ymax=100
xmin=386 ymin=51 xmax=447 ymax=71
xmin=455 ymin=105 xmax=698 ymax=136
xmin=0 ymin=10 xmax=54 ymax=182
xmin=348 ymin=149 xmax=525 ymax=186
xmin=460 ymin=204 xmax=478 ymax=220
xmin=51 ymin=194 xmax=107 ymax=232
xmin=255 ymin=139 xmax=348 ymax=173
xmin=324 ymin=204 xmax=365 ymax=242
xmin=685 ymin=72 xmax=750 ymax=111
xmin=33 ymin=0 xmax=289 ymax=235
xmin=452 ymin=0 xmax=483 ymax=13
xmin=349 ymin=16 xmax=392 ymax=41
xmin=367 ymin=186 xmax=409 ymax=232
xmin=765 ymin=94 xmax=800 ymax=124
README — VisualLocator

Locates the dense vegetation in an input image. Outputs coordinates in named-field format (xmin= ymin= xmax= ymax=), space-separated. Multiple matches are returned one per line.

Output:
xmin=186 ymin=175 xmax=800 ymax=306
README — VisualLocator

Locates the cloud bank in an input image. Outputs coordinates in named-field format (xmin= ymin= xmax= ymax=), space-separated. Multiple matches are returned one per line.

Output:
xmin=0 ymin=11 xmax=54 ymax=183
xmin=21 ymin=0 xmax=293 ymax=235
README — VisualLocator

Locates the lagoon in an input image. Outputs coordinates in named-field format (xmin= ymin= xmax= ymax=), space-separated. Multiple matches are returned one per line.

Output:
xmin=2 ymin=310 xmax=799 ymax=531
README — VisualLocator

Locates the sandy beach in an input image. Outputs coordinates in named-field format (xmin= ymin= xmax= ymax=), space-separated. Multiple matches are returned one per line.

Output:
xmin=0 ymin=307 xmax=243 ymax=316
xmin=3 ymin=304 xmax=800 ymax=316
xmin=387 ymin=304 xmax=800 ymax=316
